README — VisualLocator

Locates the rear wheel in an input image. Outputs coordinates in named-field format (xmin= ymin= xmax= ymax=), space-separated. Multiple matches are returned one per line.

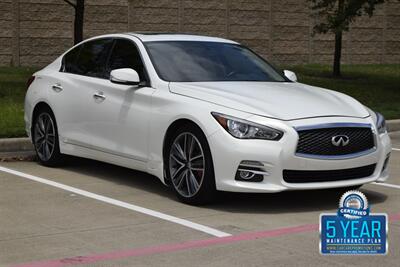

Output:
xmin=32 ymin=108 xmax=63 ymax=166
xmin=166 ymin=124 xmax=216 ymax=205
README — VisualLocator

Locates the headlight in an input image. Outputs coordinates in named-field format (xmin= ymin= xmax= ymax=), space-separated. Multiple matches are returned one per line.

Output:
xmin=375 ymin=112 xmax=387 ymax=134
xmin=212 ymin=113 xmax=283 ymax=140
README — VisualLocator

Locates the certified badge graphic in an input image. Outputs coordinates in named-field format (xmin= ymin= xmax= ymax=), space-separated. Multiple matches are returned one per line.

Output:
xmin=338 ymin=190 xmax=369 ymax=219
xmin=320 ymin=190 xmax=388 ymax=255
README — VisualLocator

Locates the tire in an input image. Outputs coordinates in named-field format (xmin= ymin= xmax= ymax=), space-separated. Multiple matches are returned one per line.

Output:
xmin=32 ymin=107 xmax=63 ymax=166
xmin=165 ymin=124 xmax=217 ymax=205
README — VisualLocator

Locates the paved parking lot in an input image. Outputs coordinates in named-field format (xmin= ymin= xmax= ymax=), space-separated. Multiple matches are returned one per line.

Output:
xmin=1 ymin=135 xmax=399 ymax=266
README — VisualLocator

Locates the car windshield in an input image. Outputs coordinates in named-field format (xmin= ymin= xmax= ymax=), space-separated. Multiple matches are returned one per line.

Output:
xmin=145 ymin=41 xmax=287 ymax=82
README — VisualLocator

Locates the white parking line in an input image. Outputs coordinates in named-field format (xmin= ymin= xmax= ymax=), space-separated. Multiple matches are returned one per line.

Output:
xmin=0 ymin=166 xmax=231 ymax=238
xmin=392 ymin=148 xmax=400 ymax=151
xmin=372 ymin=182 xmax=400 ymax=190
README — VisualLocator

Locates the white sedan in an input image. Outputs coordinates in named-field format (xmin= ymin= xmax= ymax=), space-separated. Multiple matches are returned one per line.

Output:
xmin=24 ymin=33 xmax=391 ymax=204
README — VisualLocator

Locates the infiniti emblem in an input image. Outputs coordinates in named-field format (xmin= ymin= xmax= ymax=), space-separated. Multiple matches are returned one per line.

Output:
xmin=331 ymin=135 xmax=350 ymax=147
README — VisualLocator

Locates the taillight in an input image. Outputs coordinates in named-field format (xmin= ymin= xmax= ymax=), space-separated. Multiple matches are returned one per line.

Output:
xmin=27 ymin=76 xmax=35 ymax=90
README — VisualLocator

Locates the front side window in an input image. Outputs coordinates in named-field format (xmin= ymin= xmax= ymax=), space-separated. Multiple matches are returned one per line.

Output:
xmin=145 ymin=41 xmax=287 ymax=82
xmin=70 ymin=38 xmax=113 ymax=78
xmin=106 ymin=39 xmax=146 ymax=81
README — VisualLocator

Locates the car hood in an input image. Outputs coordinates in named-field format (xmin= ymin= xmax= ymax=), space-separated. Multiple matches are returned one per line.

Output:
xmin=169 ymin=82 xmax=370 ymax=121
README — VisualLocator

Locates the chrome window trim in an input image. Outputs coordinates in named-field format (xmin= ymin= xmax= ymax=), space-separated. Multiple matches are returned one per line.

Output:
xmin=293 ymin=123 xmax=377 ymax=160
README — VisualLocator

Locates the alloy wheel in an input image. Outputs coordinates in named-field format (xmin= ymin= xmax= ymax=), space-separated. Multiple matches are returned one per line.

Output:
xmin=34 ymin=113 xmax=56 ymax=162
xmin=169 ymin=132 xmax=205 ymax=198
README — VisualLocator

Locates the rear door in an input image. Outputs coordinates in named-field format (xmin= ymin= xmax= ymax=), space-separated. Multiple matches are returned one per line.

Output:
xmin=50 ymin=38 xmax=113 ymax=148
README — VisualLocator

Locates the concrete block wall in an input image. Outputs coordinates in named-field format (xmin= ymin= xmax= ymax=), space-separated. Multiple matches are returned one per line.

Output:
xmin=129 ymin=0 xmax=400 ymax=66
xmin=0 ymin=0 xmax=13 ymax=66
xmin=0 ymin=0 xmax=399 ymax=67
xmin=1 ymin=0 xmax=128 ymax=66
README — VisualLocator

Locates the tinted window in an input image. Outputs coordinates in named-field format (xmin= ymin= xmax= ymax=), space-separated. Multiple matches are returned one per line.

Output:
xmin=72 ymin=38 xmax=113 ymax=78
xmin=63 ymin=45 xmax=81 ymax=73
xmin=106 ymin=39 xmax=146 ymax=81
xmin=145 ymin=41 xmax=287 ymax=82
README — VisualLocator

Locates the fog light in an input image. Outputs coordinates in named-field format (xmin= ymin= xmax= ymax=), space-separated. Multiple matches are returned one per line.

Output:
xmin=239 ymin=170 xmax=255 ymax=180
xmin=235 ymin=167 xmax=266 ymax=182
xmin=235 ymin=161 xmax=270 ymax=182
xmin=235 ymin=169 xmax=263 ymax=182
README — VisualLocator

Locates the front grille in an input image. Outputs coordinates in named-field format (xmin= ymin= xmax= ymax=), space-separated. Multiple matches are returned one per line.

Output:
xmin=283 ymin=164 xmax=376 ymax=183
xmin=296 ymin=127 xmax=374 ymax=157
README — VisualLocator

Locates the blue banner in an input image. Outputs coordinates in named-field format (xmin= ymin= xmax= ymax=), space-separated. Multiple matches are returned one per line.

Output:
xmin=320 ymin=214 xmax=387 ymax=255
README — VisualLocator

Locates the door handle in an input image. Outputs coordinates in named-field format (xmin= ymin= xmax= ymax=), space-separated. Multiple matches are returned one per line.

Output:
xmin=93 ymin=92 xmax=106 ymax=101
xmin=52 ymin=83 xmax=63 ymax=92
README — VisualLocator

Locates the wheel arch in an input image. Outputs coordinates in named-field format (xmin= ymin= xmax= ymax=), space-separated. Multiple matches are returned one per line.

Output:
xmin=162 ymin=117 xmax=217 ymax=203
xmin=31 ymin=101 xmax=54 ymax=139
xmin=162 ymin=118 xmax=207 ymax=184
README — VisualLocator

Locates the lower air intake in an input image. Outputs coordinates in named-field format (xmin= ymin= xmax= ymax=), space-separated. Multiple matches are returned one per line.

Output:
xmin=283 ymin=164 xmax=376 ymax=183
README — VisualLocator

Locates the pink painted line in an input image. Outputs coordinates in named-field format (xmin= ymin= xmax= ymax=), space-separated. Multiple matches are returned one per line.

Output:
xmin=13 ymin=224 xmax=318 ymax=267
xmin=14 ymin=213 xmax=400 ymax=267
xmin=389 ymin=212 xmax=400 ymax=222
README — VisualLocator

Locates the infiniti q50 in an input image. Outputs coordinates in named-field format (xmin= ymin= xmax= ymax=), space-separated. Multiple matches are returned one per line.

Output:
xmin=25 ymin=33 xmax=391 ymax=204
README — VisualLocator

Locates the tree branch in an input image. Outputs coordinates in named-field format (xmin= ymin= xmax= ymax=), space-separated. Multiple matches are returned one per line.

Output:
xmin=62 ymin=0 xmax=76 ymax=8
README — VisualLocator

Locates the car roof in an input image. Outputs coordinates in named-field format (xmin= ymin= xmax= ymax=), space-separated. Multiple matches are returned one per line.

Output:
xmin=125 ymin=32 xmax=238 ymax=44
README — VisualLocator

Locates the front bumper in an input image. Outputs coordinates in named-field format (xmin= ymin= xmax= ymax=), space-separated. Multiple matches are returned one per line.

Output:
xmin=208 ymin=115 xmax=391 ymax=193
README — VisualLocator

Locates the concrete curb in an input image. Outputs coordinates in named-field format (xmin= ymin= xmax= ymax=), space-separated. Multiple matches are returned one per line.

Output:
xmin=0 ymin=137 xmax=33 ymax=152
xmin=0 ymin=119 xmax=399 ymax=154
xmin=0 ymin=137 xmax=34 ymax=161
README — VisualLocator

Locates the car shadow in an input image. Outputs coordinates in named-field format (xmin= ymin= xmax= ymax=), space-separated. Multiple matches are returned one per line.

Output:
xmin=209 ymin=188 xmax=387 ymax=214
xmin=59 ymin=156 xmax=387 ymax=215
xmin=61 ymin=156 xmax=177 ymax=200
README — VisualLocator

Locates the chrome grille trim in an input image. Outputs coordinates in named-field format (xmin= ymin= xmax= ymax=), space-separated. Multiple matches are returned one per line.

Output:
xmin=293 ymin=123 xmax=377 ymax=160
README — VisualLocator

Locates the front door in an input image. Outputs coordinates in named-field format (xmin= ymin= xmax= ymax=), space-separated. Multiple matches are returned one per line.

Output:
xmin=84 ymin=38 xmax=155 ymax=162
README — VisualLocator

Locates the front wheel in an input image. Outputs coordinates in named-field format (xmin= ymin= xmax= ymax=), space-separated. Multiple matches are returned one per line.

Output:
xmin=32 ymin=109 xmax=63 ymax=166
xmin=166 ymin=124 xmax=217 ymax=205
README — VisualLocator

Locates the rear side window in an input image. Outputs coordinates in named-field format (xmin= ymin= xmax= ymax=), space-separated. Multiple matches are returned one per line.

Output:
xmin=106 ymin=39 xmax=146 ymax=81
xmin=63 ymin=46 xmax=81 ymax=73
xmin=63 ymin=38 xmax=113 ymax=78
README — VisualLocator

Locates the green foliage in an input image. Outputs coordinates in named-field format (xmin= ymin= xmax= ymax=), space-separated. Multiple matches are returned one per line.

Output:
xmin=287 ymin=64 xmax=400 ymax=119
xmin=0 ymin=67 xmax=38 ymax=138
xmin=310 ymin=0 xmax=385 ymax=34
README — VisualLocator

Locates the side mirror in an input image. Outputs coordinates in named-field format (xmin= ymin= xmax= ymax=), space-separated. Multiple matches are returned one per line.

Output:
xmin=110 ymin=68 xmax=140 ymax=86
xmin=283 ymin=70 xmax=298 ymax=82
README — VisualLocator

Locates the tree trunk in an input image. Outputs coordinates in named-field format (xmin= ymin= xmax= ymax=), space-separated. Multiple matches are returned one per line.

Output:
xmin=74 ymin=0 xmax=85 ymax=44
xmin=333 ymin=30 xmax=342 ymax=77
xmin=333 ymin=0 xmax=344 ymax=77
